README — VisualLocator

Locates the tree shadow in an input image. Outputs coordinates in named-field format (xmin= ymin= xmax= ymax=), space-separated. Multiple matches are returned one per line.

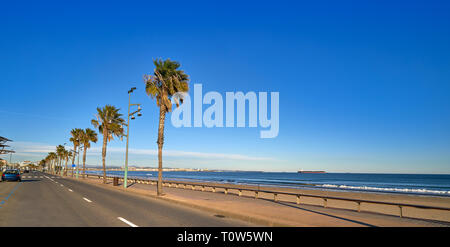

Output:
xmin=125 ymin=182 xmax=136 ymax=188
xmin=265 ymin=199 xmax=376 ymax=227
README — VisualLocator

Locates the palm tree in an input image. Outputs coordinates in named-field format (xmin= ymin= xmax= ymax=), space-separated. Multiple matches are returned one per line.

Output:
xmin=47 ymin=152 xmax=57 ymax=174
xmin=70 ymin=128 xmax=83 ymax=177
xmin=56 ymin=145 xmax=66 ymax=175
xmin=91 ymin=105 xmax=125 ymax=184
xmin=38 ymin=159 xmax=46 ymax=171
xmin=144 ymin=58 xmax=189 ymax=195
xmin=42 ymin=155 xmax=50 ymax=172
xmin=63 ymin=149 xmax=72 ymax=176
xmin=79 ymin=128 xmax=98 ymax=178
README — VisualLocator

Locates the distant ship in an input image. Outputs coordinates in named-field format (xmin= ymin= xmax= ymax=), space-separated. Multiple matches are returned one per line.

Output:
xmin=298 ymin=170 xmax=326 ymax=174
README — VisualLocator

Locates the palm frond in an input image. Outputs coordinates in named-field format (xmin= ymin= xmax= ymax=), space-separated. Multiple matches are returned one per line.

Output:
xmin=143 ymin=58 xmax=190 ymax=111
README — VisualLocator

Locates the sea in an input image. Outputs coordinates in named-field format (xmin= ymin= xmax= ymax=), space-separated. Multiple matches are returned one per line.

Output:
xmin=84 ymin=170 xmax=450 ymax=197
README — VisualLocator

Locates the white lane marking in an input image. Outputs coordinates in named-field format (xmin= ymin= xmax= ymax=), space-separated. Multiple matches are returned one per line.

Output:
xmin=117 ymin=217 xmax=138 ymax=227
xmin=83 ymin=197 xmax=92 ymax=203
xmin=40 ymin=176 xmax=43 ymax=178
xmin=60 ymin=184 xmax=64 ymax=187
xmin=68 ymin=189 xmax=73 ymax=192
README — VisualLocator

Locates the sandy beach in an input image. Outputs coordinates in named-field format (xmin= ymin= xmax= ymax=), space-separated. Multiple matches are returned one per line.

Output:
xmin=61 ymin=173 xmax=450 ymax=226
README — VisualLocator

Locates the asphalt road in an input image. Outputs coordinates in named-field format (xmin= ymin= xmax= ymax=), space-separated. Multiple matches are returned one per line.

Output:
xmin=0 ymin=171 xmax=255 ymax=227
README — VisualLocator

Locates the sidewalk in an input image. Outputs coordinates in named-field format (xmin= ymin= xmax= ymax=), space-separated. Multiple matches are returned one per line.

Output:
xmin=62 ymin=175 xmax=448 ymax=227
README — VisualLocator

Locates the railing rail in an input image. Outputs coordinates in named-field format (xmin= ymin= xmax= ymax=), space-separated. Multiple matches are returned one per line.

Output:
xmin=79 ymin=173 xmax=450 ymax=219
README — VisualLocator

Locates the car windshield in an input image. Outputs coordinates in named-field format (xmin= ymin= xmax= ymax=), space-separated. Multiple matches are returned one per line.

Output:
xmin=4 ymin=170 xmax=19 ymax=174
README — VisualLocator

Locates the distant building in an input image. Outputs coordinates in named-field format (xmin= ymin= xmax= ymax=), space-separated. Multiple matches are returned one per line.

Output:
xmin=19 ymin=161 xmax=36 ymax=169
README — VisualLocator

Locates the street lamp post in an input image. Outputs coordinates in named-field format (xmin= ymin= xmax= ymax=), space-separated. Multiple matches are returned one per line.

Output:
xmin=71 ymin=149 xmax=76 ymax=177
xmin=76 ymin=145 xmax=82 ymax=179
xmin=123 ymin=87 xmax=142 ymax=189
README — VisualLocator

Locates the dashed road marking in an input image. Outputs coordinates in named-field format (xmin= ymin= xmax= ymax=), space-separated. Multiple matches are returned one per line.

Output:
xmin=117 ymin=217 xmax=138 ymax=227
xmin=83 ymin=197 xmax=92 ymax=203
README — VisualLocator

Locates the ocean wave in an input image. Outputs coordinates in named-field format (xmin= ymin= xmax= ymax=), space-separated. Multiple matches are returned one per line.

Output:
xmin=320 ymin=184 xmax=450 ymax=195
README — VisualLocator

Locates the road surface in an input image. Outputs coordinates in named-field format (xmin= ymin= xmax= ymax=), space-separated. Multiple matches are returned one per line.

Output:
xmin=0 ymin=171 xmax=255 ymax=227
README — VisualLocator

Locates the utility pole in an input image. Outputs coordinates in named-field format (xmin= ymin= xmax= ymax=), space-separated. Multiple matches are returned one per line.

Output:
xmin=76 ymin=146 xmax=82 ymax=179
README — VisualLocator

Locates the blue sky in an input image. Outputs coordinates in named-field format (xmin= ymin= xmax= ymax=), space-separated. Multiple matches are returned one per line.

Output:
xmin=1 ymin=0 xmax=450 ymax=173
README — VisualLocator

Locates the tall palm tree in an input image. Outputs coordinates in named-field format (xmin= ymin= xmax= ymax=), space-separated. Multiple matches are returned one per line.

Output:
xmin=79 ymin=128 xmax=98 ymax=178
xmin=91 ymin=105 xmax=125 ymax=184
xmin=70 ymin=128 xmax=83 ymax=177
xmin=144 ymin=58 xmax=189 ymax=195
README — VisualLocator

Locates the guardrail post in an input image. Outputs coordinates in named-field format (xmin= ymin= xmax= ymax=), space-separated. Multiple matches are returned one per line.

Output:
xmin=238 ymin=189 xmax=242 ymax=197
xmin=255 ymin=191 xmax=259 ymax=199
xmin=296 ymin=195 xmax=300 ymax=205
xmin=399 ymin=206 xmax=403 ymax=218
xmin=191 ymin=185 xmax=195 ymax=190
xmin=202 ymin=186 xmax=205 ymax=192
xmin=274 ymin=193 xmax=278 ymax=202
xmin=212 ymin=187 xmax=216 ymax=193
xmin=225 ymin=188 xmax=228 ymax=194
xmin=323 ymin=199 xmax=328 ymax=208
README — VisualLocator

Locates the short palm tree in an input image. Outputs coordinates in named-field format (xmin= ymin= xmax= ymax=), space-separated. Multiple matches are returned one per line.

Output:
xmin=70 ymin=128 xmax=83 ymax=176
xmin=39 ymin=159 xmax=46 ymax=171
xmin=91 ymin=105 xmax=125 ymax=184
xmin=144 ymin=58 xmax=189 ymax=195
xmin=56 ymin=145 xmax=66 ymax=175
xmin=47 ymin=152 xmax=57 ymax=174
xmin=64 ymin=150 xmax=72 ymax=176
xmin=79 ymin=128 xmax=98 ymax=178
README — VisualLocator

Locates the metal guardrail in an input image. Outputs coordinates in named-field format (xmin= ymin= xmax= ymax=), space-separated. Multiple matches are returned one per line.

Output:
xmin=80 ymin=173 xmax=450 ymax=220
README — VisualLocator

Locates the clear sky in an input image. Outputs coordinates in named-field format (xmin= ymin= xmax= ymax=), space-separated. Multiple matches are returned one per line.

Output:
xmin=1 ymin=0 xmax=450 ymax=173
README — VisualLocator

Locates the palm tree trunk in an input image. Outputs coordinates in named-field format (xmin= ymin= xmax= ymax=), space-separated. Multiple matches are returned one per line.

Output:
xmin=102 ymin=128 xmax=108 ymax=184
xmin=157 ymin=106 xmax=166 ymax=196
xmin=82 ymin=146 xmax=87 ymax=178
xmin=71 ymin=145 xmax=76 ymax=166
